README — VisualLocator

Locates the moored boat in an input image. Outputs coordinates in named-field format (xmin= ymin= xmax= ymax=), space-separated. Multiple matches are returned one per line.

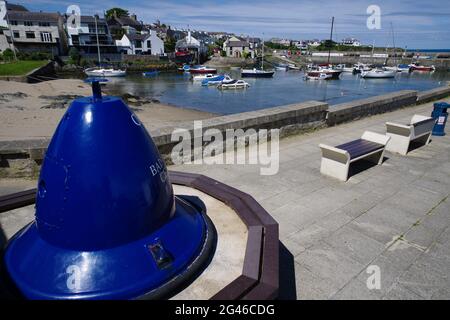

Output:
xmin=307 ymin=65 xmax=342 ymax=79
xmin=353 ymin=63 xmax=371 ymax=74
xmin=218 ymin=79 xmax=250 ymax=89
xmin=305 ymin=72 xmax=332 ymax=80
xmin=384 ymin=66 xmax=400 ymax=72
xmin=142 ymin=70 xmax=159 ymax=77
xmin=201 ymin=75 xmax=232 ymax=86
xmin=85 ymin=67 xmax=126 ymax=77
xmin=241 ymin=68 xmax=275 ymax=78
xmin=361 ymin=68 xmax=396 ymax=78
xmin=192 ymin=74 xmax=216 ymax=81
xmin=189 ymin=66 xmax=217 ymax=74
xmin=397 ymin=64 xmax=411 ymax=72
xmin=409 ymin=63 xmax=435 ymax=72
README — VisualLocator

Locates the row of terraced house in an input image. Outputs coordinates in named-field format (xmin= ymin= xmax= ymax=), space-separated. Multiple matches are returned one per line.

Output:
xmin=0 ymin=2 xmax=166 ymax=57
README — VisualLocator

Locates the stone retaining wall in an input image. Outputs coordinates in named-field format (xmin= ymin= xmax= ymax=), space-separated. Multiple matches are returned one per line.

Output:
xmin=417 ymin=86 xmax=450 ymax=104
xmin=326 ymin=90 xmax=418 ymax=126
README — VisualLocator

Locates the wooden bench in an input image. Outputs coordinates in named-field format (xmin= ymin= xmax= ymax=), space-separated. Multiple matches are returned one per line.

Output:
xmin=319 ymin=131 xmax=390 ymax=181
xmin=385 ymin=115 xmax=435 ymax=155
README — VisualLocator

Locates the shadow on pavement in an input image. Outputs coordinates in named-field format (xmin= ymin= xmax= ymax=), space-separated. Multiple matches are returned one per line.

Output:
xmin=348 ymin=157 xmax=389 ymax=179
xmin=278 ymin=241 xmax=297 ymax=300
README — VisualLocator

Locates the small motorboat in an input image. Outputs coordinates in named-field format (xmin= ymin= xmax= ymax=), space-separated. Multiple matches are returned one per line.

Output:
xmin=305 ymin=72 xmax=332 ymax=80
xmin=409 ymin=63 xmax=435 ymax=72
xmin=142 ymin=70 xmax=159 ymax=77
xmin=288 ymin=64 xmax=301 ymax=70
xmin=397 ymin=64 xmax=411 ymax=72
xmin=383 ymin=65 xmax=400 ymax=72
xmin=241 ymin=68 xmax=275 ymax=78
xmin=335 ymin=64 xmax=354 ymax=73
xmin=192 ymin=74 xmax=215 ymax=81
xmin=218 ymin=79 xmax=250 ymax=89
xmin=178 ymin=64 xmax=191 ymax=72
xmin=361 ymin=68 xmax=396 ymax=78
xmin=85 ymin=67 xmax=126 ymax=77
xmin=352 ymin=63 xmax=371 ymax=74
xmin=307 ymin=64 xmax=342 ymax=79
xmin=189 ymin=66 xmax=217 ymax=74
xmin=201 ymin=75 xmax=232 ymax=86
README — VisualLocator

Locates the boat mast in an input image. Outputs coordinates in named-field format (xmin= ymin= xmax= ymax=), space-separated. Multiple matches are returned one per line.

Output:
xmin=390 ymin=22 xmax=397 ymax=66
xmin=327 ymin=16 xmax=334 ymax=64
xmin=261 ymin=33 xmax=264 ymax=70
xmin=371 ymin=40 xmax=375 ymax=64
xmin=94 ymin=14 xmax=101 ymax=66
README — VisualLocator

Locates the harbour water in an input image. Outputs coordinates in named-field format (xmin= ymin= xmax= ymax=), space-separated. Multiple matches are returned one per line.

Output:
xmin=105 ymin=69 xmax=450 ymax=115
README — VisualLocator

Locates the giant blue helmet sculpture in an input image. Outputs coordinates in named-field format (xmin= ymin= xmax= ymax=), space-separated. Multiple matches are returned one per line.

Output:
xmin=3 ymin=79 xmax=213 ymax=299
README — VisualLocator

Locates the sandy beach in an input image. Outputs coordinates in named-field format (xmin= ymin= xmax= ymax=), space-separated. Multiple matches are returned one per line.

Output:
xmin=0 ymin=79 xmax=216 ymax=141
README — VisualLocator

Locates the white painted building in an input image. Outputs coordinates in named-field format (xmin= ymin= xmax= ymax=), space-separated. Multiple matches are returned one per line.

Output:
xmin=115 ymin=30 xmax=165 ymax=55
xmin=341 ymin=37 xmax=361 ymax=47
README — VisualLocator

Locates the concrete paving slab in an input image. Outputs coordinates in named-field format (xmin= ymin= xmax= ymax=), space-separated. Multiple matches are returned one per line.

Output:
xmin=295 ymin=241 xmax=365 ymax=290
xmin=323 ymin=225 xmax=385 ymax=265
xmin=383 ymin=283 xmax=424 ymax=300
xmin=331 ymin=278 xmax=383 ymax=300
xmin=397 ymin=264 xmax=450 ymax=299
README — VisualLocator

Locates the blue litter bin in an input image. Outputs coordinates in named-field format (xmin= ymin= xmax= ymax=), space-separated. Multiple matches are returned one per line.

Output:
xmin=431 ymin=102 xmax=449 ymax=136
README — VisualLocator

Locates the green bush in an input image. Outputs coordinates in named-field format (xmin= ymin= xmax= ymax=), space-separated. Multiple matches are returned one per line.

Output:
xmin=69 ymin=47 xmax=81 ymax=65
xmin=242 ymin=51 xmax=252 ymax=59
xmin=3 ymin=48 xmax=15 ymax=60
xmin=16 ymin=51 xmax=50 ymax=61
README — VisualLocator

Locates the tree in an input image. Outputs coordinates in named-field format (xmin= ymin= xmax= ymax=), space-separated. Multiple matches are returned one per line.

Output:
xmin=105 ymin=8 xmax=129 ymax=19
xmin=164 ymin=36 xmax=176 ymax=53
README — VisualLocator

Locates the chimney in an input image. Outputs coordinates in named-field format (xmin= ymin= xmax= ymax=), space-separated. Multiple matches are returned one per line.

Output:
xmin=131 ymin=14 xmax=137 ymax=21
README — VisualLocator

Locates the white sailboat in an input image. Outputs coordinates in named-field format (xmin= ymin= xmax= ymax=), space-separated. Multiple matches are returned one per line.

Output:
xmin=361 ymin=68 xmax=396 ymax=78
xmin=84 ymin=15 xmax=126 ymax=78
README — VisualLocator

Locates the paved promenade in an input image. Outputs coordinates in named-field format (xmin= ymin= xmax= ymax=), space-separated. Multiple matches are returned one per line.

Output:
xmin=1 ymin=99 xmax=449 ymax=299
xmin=171 ymin=100 xmax=450 ymax=300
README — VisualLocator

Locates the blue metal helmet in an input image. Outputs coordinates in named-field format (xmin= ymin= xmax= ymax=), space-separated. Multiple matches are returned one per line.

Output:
xmin=4 ymin=79 xmax=209 ymax=299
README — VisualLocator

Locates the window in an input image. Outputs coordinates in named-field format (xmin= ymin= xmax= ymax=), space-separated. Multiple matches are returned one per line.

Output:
xmin=13 ymin=31 xmax=20 ymax=38
xmin=135 ymin=40 xmax=142 ymax=48
xmin=10 ymin=20 xmax=18 ymax=26
xmin=25 ymin=31 xmax=36 ymax=39
xmin=24 ymin=21 xmax=33 ymax=26
xmin=40 ymin=32 xmax=53 ymax=42
xmin=38 ymin=22 xmax=51 ymax=27
xmin=147 ymin=40 xmax=151 ymax=48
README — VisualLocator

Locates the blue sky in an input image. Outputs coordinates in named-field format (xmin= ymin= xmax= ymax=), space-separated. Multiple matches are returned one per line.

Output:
xmin=16 ymin=0 xmax=450 ymax=49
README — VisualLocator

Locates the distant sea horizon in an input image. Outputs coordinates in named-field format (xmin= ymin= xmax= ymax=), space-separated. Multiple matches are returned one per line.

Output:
xmin=406 ymin=49 xmax=450 ymax=53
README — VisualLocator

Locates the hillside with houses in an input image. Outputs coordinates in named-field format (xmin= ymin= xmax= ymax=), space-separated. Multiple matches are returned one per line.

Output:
xmin=0 ymin=2 xmax=374 ymax=68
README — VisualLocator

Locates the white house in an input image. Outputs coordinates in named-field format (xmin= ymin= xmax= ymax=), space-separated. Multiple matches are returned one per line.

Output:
xmin=308 ymin=39 xmax=321 ymax=47
xmin=223 ymin=36 xmax=253 ymax=58
xmin=175 ymin=31 xmax=207 ymax=63
xmin=341 ymin=37 xmax=361 ymax=47
xmin=116 ymin=30 xmax=165 ymax=55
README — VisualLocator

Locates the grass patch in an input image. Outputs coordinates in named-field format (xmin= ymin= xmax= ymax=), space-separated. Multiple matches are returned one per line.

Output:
xmin=0 ymin=60 xmax=47 ymax=76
